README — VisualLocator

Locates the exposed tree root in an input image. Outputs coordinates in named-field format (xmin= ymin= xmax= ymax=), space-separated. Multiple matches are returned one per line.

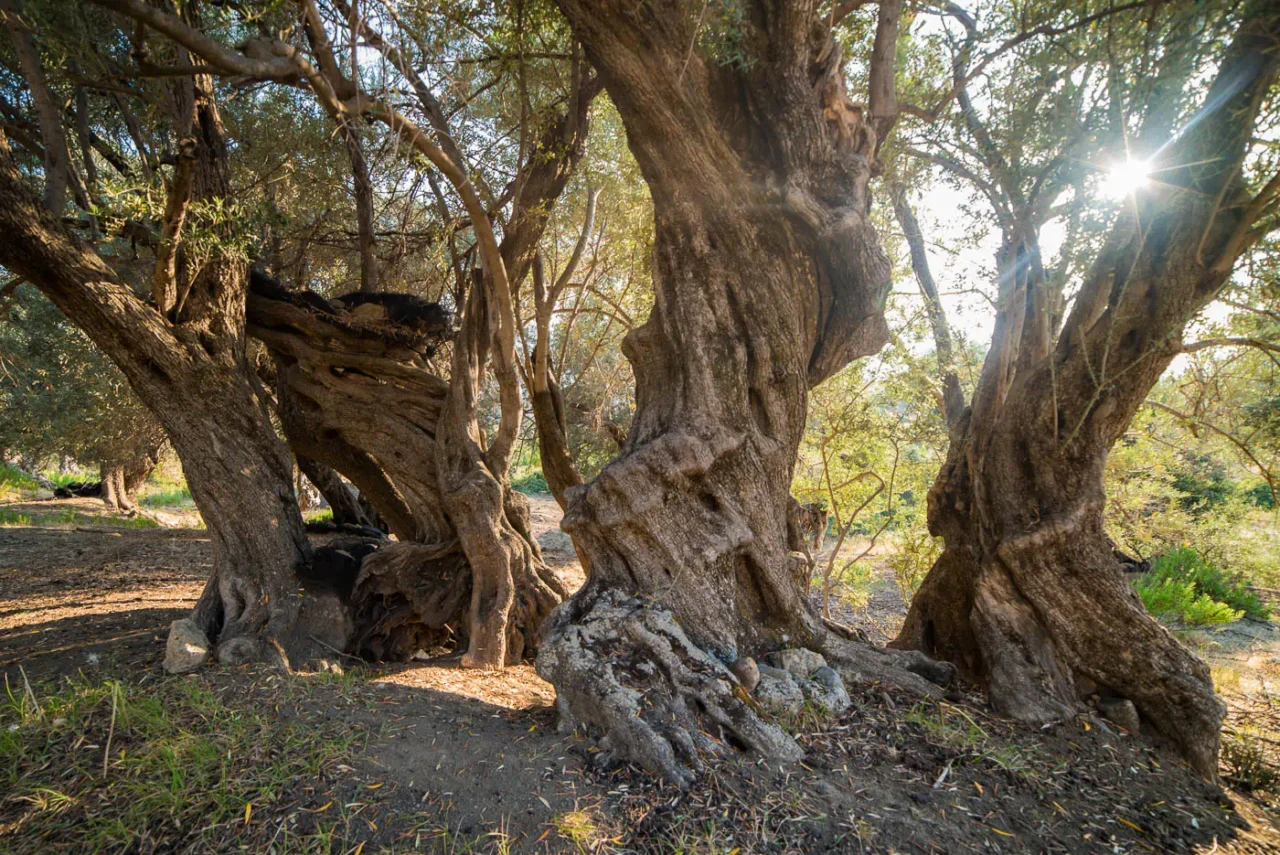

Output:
xmin=538 ymin=590 xmax=804 ymax=787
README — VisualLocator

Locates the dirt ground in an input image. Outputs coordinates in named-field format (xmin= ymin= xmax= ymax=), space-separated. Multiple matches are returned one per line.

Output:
xmin=3 ymin=495 xmax=1280 ymax=853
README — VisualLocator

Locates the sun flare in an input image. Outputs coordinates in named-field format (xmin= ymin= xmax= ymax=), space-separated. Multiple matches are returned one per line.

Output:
xmin=1101 ymin=159 xmax=1152 ymax=199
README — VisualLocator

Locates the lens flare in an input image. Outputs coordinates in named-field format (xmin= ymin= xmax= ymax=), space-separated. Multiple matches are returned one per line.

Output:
xmin=1101 ymin=159 xmax=1151 ymax=200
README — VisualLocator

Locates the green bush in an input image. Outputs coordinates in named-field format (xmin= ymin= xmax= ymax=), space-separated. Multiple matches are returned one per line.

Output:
xmin=1134 ymin=546 xmax=1269 ymax=625
xmin=511 ymin=469 xmax=550 ymax=495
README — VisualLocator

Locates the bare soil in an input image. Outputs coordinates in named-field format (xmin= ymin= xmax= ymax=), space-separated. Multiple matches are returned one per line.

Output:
xmin=2 ymin=495 xmax=1279 ymax=853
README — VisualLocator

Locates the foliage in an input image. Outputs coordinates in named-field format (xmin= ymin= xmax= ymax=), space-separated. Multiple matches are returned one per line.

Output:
xmin=1133 ymin=547 xmax=1268 ymax=626
xmin=0 ymin=286 xmax=163 ymax=473
xmin=140 ymin=486 xmax=193 ymax=508
xmin=1135 ymin=576 xmax=1241 ymax=626
xmin=887 ymin=522 xmax=942 ymax=603
xmin=1223 ymin=732 xmax=1279 ymax=792
xmin=1145 ymin=547 xmax=1269 ymax=620
xmin=511 ymin=468 xmax=550 ymax=495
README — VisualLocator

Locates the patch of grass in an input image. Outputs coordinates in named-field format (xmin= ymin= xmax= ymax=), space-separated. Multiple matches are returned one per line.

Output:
xmin=905 ymin=702 xmax=1036 ymax=777
xmin=1222 ymin=732 xmax=1278 ymax=792
xmin=304 ymin=507 xmax=333 ymax=523
xmin=141 ymin=486 xmax=192 ymax=508
xmin=1134 ymin=546 xmax=1268 ymax=626
xmin=34 ymin=507 xmax=160 ymax=529
xmin=44 ymin=470 xmax=95 ymax=488
xmin=553 ymin=808 xmax=602 ymax=853
xmin=0 ymin=462 xmax=39 ymax=494
xmin=511 ymin=469 xmax=549 ymax=495
xmin=1 ymin=672 xmax=363 ymax=852
xmin=0 ymin=507 xmax=32 ymax=526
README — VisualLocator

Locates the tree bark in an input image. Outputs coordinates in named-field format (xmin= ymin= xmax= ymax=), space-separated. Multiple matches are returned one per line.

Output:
xmin=247 ymin=277 xmax=568 ymax=665
xmin=538 ymin=0 xmax=951 ymax=786
xmin=894 ymin=2 xmax=1280 ymax=780
xmin=0 ymin=58 xmax=330 ymax=669
xmin=340 ymin=118 xmax=379 ymax=293
xmin=889 ymin=182 xmax=965 ymax=428
xmin=1 ymin=0 xmax=70 ymax=215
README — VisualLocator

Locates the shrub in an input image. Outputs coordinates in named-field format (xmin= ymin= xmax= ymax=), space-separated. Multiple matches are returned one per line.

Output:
xmin=1222 ymin=733 xmax=1278 ymax=792
xmin=1134 ymin=576 xmax=1241 ymax=626
xmin=1154 ymin=546 xmax=1269 ymax=619
xmin=1134 ymin=546 xmax=1268 ymax=626
xmin=511 ymin=469 xmax=550 ymax=495
xmin=888 ymin=523 xmax=941 ymax=604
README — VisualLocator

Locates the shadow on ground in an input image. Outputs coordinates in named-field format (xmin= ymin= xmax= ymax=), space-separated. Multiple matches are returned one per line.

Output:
xmin=2 ymin=499 xmax=1278 ymax=853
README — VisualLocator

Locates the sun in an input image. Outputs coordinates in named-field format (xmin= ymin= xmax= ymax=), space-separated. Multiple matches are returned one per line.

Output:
xmin=1101 ymin=159 xmax=1152 ymax=200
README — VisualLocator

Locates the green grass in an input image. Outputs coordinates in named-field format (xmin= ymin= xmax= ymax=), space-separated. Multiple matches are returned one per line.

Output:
xmin=1 ymin=672 xmax=363 ymax=852
xmin=0 ymin=463 xmax=39 ymax=501
xmin=0 ymin=507 xmax=159 ymax=529
xmin=1134 ymin=546 xmax=1269 ymax=626
xmin=141 ymin=486 xmax=193 ymax=508
xmin=0 ymin=507 xmax=32 ymax=525
xmin=44 ymin=470 xmax=95 ymax=488
xmin=304 ymin=508 xmax=333 ymax=523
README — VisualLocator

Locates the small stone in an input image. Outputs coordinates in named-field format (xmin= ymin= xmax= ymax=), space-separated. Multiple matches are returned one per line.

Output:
xmin=1098 ymin=696 xmax=1140 ymax=733
xmin=754 ymin=667 xmax=804 ymax=715
xmin=801 ymin=666 xmax=852 ymax=714
xmin=163 ymin=618 xmax=210 ymax=674
xmin=763 ymin=648 xmax=828 ymax=680
xmin=729 ymin=656 xmax=760 ymax=691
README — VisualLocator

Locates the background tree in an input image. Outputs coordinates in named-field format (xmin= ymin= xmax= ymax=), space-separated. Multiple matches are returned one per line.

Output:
xmin=891 ymin=0 xmax=1280 ymax=777
xmin=0 ymin=0 xmax=328 ymax=667
xmin=0 ymin=284 xmax=165 ymax=510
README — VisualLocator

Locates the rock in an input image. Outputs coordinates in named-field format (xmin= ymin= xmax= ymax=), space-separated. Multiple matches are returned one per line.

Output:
xmin=763 ymin=648 xmax=827 ymax=680
xmin=537 ymin=529 xmax=576 ymax=556
xmin=163 ymin=618 xmax=210 ymax=674
xmin=730 ymin=656 xmax=760 ymax=691
xmin=34 ymin=488 xmax=54 ymax=501
xmin=801 ymin=666 xmax=852 ymax=714
xmin=754 ymin=665 xmax=804 ymax=715
xmin=1098 ymin=696 xmax=1140 ymax=733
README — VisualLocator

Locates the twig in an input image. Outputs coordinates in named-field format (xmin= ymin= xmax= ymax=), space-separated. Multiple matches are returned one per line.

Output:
xmin=103 ymin=681 xmax=119 ymax=778
xmin=308 ymin=634 xmax=365 ymax=664
xmin=19 ymin=665 xmax=41 ymax=720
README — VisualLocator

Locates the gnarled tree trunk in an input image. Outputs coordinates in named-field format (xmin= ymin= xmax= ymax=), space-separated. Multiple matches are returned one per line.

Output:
xmin=247 ymin=278 xmax=568 ymax=665
xmin=538 ymin=0 xmax=952 ymax=786
xmin=894 ymin=2 xmax=1280 ymax=780
xmin=0 ymin=53 xmax=331 ymax=668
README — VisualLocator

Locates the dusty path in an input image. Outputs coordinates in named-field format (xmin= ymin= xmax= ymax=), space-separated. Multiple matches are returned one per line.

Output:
xmin=3 ymin=497 xmax=1278 ymax=853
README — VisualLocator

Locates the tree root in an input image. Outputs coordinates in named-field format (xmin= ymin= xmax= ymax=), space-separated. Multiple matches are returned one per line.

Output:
xmin=816 ymin=631 xmax=955 ymax=696
xmin=537 ymin=590 xmax=804 ymax=788
xmin=350 ymin=541 xmax=472 ymax=660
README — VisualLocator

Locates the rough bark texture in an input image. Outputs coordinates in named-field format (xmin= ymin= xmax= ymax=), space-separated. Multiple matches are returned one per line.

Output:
xmin=894 ymin=2 xmax=1280 ymax=780
xmin=530 ymin=375 xmax=583 ymax=508
xmin=0 ymin=59 xmax=328 ymax=668
xmin=100 ymin=439 xmax=161 ymax=513
xmin=247 ymin=277 xmax=568 ymax=665
xmin=539 ymin=0 xmax=950 ymax=784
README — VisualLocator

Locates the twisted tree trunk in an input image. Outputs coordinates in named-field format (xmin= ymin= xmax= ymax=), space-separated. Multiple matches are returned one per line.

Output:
xmin=894 ymin=2 xmax=1280 ymax=780
xmin=0 ymin=60 xmax=329 ymax=668
xmin=538 ymin=0 xmax=951 ymax=786
xmin=247 ymin=278 xmax=568 ymax=665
